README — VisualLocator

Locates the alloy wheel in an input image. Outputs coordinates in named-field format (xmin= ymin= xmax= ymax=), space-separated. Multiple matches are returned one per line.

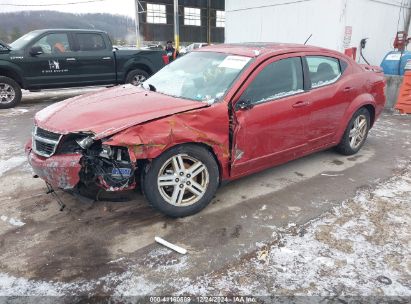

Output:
xmin=131 ymin=75 xmax=146 ymax=86
xmin=349 ymin=114 xmax=368 ymax=149
xmin=0 ymin=83 xmax=15 ymax=104
xmin=157 ymin=154 xmax=210 ymax=206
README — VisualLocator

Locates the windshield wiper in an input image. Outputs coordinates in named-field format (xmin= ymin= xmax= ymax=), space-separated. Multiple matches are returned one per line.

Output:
xmin=148 ymin=84 xmax=156 ymax=92
xmin=0 ymin=40 xmax=11 ymax=50
xmin=141 ymin=82 xmax=157 ymax=92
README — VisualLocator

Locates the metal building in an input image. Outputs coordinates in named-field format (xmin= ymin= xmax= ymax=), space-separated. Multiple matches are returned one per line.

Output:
xmin=225 ymin=0 xmax=411 ymax=65
xmin=137 ymin=0 xmax=225 ymax=44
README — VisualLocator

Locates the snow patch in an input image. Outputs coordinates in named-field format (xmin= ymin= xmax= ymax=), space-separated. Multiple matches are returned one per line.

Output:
xmin=1 ymin=215 xmax=25 ymax=227
xmin=175 ymin=165 xmax=411 ymax=296
xmin=0 ymin=156 xmax=27 ymax=177
xmin=0 ymin=108 xmax=29 ymax=117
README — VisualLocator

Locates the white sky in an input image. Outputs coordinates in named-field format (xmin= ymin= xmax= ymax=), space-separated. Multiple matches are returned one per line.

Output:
xmin=0 ymin=0 xmax=137 ymax=18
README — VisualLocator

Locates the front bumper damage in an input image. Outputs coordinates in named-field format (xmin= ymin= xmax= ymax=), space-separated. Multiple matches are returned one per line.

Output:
xmin=26 ymin=136 xmax=136 ymax=193
xmin=27 ymin=149 xmax=82 ymax=190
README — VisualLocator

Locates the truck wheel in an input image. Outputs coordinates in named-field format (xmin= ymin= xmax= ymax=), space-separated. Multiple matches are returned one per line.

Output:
xmin=0 ymin=76 xmax=22 ymax=109
xmin=126 ymin=69 xmax=149 ymax=86
xmin=335 ymin=107 xmax=371 ymax=156
xmin=142 ymin=144 xmax=220 ymax=218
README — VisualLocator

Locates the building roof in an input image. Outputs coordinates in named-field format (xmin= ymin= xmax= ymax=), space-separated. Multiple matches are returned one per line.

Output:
xmin=199 ymin=42 xmax=338 ymax=58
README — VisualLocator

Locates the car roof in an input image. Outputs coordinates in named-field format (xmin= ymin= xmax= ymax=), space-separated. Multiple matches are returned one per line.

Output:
xmin=198 ymin=42 xmax=342 ymax=58
xmin=31 ymin=29 xmax=107 ymax=34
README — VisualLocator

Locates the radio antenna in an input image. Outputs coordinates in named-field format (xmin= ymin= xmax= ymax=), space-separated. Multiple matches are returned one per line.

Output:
xmin=304 ymin=34 xmax=313 ymax=45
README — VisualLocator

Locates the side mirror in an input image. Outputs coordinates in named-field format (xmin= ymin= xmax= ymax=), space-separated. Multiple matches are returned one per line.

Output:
xmin=235 ymin=100 xmax=253 ymax=111
xmin=29 ymin=46 xmax=43 ymax=56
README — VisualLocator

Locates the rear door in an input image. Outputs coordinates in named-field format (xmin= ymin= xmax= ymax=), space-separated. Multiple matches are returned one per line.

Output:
xmin=72 ymin=32 xmax=116 ymax=85
xmin=231 ymin=54 xmax=311 ymax=178
xmin=304 ymin=55 xmax=354 ymax=149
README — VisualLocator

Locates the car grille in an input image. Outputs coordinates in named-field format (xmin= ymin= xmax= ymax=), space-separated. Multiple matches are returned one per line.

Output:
xmin=32 ymin=126 xmax=62 ymax=157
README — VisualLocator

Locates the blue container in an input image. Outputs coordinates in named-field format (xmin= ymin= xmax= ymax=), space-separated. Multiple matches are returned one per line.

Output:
xmin=381 ymin=51 xmax=411 ymax=75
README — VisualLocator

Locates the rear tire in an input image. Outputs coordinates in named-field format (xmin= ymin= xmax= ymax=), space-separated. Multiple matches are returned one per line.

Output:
xmin=335 ymin=107 xmax=371 ymax=156
xmin=142 ymin=144 xmax=219 ymax=217
xmin=126 ymin=69 xmax=149 ymax=86
xmin=0 ymin=76 xmax=22 ymax=109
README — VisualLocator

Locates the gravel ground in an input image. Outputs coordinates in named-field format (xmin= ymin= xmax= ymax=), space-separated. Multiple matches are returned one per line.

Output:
xmin=1 ymin=162 xmax=409 ymax=300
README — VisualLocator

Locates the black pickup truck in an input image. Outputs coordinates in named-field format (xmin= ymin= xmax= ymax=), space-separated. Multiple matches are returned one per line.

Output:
xmin=0 ymin=29 xmax=168 ymax=108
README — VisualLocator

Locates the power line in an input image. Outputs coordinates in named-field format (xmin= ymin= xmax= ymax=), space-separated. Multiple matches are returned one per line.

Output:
xmin=0 ymin=0 xmax=106 ymax=7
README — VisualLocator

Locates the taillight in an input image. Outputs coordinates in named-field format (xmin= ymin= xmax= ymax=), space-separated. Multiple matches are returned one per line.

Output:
xmin=162 ymin=55 xmax=169 ymax=65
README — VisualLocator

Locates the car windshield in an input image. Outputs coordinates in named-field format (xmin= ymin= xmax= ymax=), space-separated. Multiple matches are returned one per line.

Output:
xmin=145 ymin=52 xmax=252 ymax=104
xmin=10 ymin=32 xmax=38 ymax=49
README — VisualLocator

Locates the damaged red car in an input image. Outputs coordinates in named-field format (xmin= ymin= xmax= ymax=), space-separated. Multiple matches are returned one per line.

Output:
xmin=26 ymin=43 xmax=386 ymax=217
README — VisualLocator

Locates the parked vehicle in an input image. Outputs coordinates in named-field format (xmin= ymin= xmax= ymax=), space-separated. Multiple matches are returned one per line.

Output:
xmin=179 ymin=43 xmax=209 ymax=55
xmin=26 ymin=43 xmax=386 ymax=217
xmin=0 ymin=29 xmax=167 ymax=108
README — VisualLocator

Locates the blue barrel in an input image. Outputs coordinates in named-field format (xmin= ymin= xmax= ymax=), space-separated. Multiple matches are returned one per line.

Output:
xmin=381 ymin=51 xmax=411 ymax=75
xmin=399 ymin=52 xmax=411 ymax=75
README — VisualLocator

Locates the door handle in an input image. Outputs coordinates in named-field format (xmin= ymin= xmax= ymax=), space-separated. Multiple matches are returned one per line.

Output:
xmin=343 ymin=87 xmax=353 ymax=92
xmin=292 ymin=101 xmax=310 ymax=108
xmin=102 ymin=57 xmax=112 ymax=60
xmin=66 ymin=58 xmax=76 ymax=62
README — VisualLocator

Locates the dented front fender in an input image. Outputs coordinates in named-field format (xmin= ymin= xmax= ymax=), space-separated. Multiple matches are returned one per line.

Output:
xmin=107 ymin=103 xmax=231 ymax=179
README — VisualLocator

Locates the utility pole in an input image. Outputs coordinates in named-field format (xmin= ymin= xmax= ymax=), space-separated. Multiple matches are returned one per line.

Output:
xmin=405 ymin=0 xmax=411 ymax=34
xmin=134 ymin=0 xmax=141 ymax=48
xmin=174 ymin=0 xmax=180 ymax=50
xmin=207 ymin=0 xmax=211 ymax=44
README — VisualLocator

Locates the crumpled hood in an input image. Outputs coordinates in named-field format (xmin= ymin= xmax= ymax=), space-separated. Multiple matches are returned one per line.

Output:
xmin=35 ymin=85 xmax=208 ymax=139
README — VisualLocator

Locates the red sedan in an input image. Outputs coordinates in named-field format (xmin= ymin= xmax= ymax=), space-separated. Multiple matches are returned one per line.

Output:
xmin=26 ymin=43 xmax=386 ymax=217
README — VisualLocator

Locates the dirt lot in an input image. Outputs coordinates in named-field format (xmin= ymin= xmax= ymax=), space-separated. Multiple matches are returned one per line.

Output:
xmin=0 ymin=89 xmax=410 ymax=300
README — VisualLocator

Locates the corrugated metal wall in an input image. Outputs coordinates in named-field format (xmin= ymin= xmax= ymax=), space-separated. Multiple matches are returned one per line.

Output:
xmin=139 ymin=0 xmax=225 ymax=44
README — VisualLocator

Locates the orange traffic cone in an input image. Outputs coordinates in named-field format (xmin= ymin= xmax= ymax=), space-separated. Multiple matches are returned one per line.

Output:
xmin=396 ymin=61 xmax=411 ymax=114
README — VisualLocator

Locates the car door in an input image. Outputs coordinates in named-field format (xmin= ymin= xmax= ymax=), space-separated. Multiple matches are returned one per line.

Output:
xmin=231 ymin=54 xmax=311 ymax=178
xmin=72 ymin=32 xmax=116 ymax=84
xmin=22 ymin=32 xmax=79 ymax=88
xmin=304 ymin=55 xmax=353 ymax=150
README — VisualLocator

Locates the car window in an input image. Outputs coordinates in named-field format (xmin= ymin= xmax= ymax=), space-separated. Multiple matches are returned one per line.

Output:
xmin=241 ymin=57 xmax=304 ymax=105
xmin=32 ymin=33 xmax=71 ymax=54
xmin=307 ymin=56 xmax=341 ymax=88
xmin=147 ymin=52 xmax=251 ymax=103
xmin=75 ymin=33 xmax=106 ymax=51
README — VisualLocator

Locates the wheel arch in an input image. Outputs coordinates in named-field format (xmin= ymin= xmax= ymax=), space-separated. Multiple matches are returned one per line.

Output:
xmin=335 ymin=94 xmax=376 ymax=144
xmin=124 ymin=62 xmax=153 ymax=83
xmin=0 ymin=66 xmax=25 ymax=88
xmin=137 ymin=141 xmax=224 ymax=184
xmin=363 ymin=104 xmax=376 ymax=127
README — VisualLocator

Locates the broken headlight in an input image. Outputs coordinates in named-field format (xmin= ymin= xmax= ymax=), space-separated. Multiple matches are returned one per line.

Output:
xmin=81 ymin=145 xmax=134 ymax=189
xmin=76 ymin=136 xmax=94 ymax=149
xmin=99 ymin=144 xmax=113 ymax=159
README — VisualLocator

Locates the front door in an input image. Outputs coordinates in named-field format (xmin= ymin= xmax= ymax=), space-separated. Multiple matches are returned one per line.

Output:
xmin=231 ymin=55 xmax=311 ymax=178
xmin=22 ymin=32 xmax=80 ymax=88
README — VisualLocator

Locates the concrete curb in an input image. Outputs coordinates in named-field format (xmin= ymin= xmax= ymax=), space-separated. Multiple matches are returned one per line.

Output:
xmin=385 ymin=75 xmax=402 ymax=109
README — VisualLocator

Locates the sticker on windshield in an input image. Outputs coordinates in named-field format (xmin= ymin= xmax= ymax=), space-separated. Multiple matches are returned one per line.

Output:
xmin=218 ymin=56 xmax=251 ymax=70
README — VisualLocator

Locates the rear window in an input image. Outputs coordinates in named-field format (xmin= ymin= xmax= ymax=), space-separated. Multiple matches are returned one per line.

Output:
xmin=75 ymin=33 xmax=106 ymax=51
xmin=306 ymin=56 xmax=341 ymax=88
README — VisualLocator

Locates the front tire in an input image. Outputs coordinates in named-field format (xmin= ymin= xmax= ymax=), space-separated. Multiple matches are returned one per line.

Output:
xmin=125 ymin=69 xmax=149 ymax=86
xmin=0 ymin=76 xmax=22 ymax=109
xmin=142 ymin=145 xmax=219 ymax=217
xmin=336 ymin=107 xmax=371 ymax=156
